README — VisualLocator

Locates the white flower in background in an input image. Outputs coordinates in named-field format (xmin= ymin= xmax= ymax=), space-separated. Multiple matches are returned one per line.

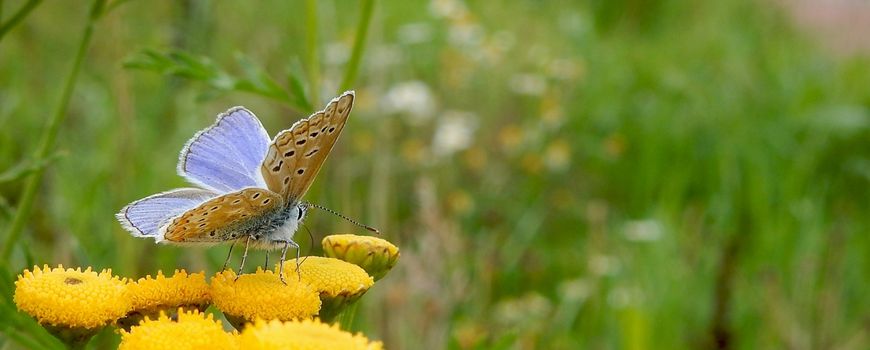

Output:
xmin=324 ymin=42 xmax=350 ymax=65
xmin=588 ymin=254 xmax=619 ymax=276
xmin=608 ymin=287 xmax=643 ymax=308
xmin=623 ymin=219 xmax=663 ymax=242
xmin=369 ymin=45 xmax=404 ymax=70
xmin=448 ymin=22 xmax=484 ymax=48
xmin=429 ymin=0 xmax=468 ymax=19
xmin=546 ymin=58 xmax=584 ymax=81
xmin=397 ymin=23 xmax=434 ymax=45
xmin=509 ymin=73 xmax=547 ymax=96
xmin=381 ymin=81 xmax=436 ymax=123
xmin=432 ymin=111 xmax=477 ymax=157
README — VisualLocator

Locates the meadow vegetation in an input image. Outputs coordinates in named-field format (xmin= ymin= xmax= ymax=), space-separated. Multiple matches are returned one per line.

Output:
xmin=0 ymin=0 xmax=868 ymax=348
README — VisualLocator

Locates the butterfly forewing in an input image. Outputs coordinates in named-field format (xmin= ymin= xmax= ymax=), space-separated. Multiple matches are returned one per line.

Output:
xmin=161 ymin=188 xmax=283 ymax=243
xmin=261 ymin=91 xmax=354 ymax=201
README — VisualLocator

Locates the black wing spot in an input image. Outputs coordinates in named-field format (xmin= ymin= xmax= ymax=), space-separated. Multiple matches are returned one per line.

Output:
xmin=284 ymin=150 xmax=295 ymax=157
xmin=231 ymin=199 xmax=241 ymax=205
xmin=198 ymin=223 xmax=206 ymax=228
xmin=252 ymin=192 xmax=261 ymax=199
xmin=321 ymin=127 xmax=328 ymax=132
xmin=296 ymin=139 xmax=306 ymax=145
xmin=310 ymin=132 xmax=319 ymax=137
xmin=305 ymin=149 xmax=319 ymax=157
xmin=328 ymin=127 xmax=335 ymax=133
xmin=284 ymin=176 xmax=290 ymax=185
xmin=209 ymin=231 xmax=216 ymax=237
xmin=262 ymin=199 xmax=271 ymax=204
xmin=211 ymin=206 xmax=220 ymax=210
xmin=297 ymin=168 xmax=305 ymax=175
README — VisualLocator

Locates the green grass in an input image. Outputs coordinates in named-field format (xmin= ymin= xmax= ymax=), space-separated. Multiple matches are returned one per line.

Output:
xmin=1 ymin=0 xmax=868 ymax=349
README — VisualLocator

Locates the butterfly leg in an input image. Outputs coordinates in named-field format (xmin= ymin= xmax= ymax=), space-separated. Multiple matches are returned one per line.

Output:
xmin=278 ymin=240 xmax=289 ymax=285
xmin=291 ymin=240 xmax=302 ymax=281
xmin=221 ymin=241 xmax=236 ymax=271
xmin=234 ymin=235 xmax=253 ymax=281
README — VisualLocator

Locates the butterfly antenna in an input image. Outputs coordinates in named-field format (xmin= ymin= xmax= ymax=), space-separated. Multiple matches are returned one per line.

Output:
xmin=301 ymin=223 xmax=314 ymax=258
xmin=304 ymin=202 xmax=380 ymax=234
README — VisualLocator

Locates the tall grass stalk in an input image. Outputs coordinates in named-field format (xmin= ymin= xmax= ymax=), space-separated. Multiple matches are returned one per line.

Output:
xmin=0 ymin=0 xmax=43 ymax=41
xmin=339 ymin=0 xmax=375 ymax=93
xmin=304 ymin=0 xmax=320 ymax=107
xmin=0 ymin=0 xmax=107 ymax=260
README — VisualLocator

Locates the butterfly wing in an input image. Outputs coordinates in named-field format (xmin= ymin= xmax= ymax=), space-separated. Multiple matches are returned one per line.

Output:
xmin=178 ymin=106 xmax=272 ymax=193
xmin=260 ymin=91 xmax=354 ymax=201
xmin=116 ymin=188 xmax=218 ymax=238
xmin=160 ymin=188 xmax=284 ymax=244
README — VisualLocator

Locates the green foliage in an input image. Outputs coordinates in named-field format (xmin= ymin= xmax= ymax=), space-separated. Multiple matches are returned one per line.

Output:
xmin=0 ymin=0 xmax=868 ymax=349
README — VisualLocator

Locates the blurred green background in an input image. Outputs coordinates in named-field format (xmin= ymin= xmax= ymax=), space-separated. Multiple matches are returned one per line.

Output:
xmin=1 ymin=0 xmax=868 ymax=349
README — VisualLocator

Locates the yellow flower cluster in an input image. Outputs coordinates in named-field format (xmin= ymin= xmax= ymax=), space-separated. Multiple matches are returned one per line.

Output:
xmin=119 ymin=309 xmax=236 ymax=350
xmin=238 ymin=318 xmax=383 ymax=350
xmin=125 ymin=270 xmax=210 ymax=313
xmin=322 ymin=234 xmax=400 ymax=281
xmin=13 ymin=234 xmax=399 ymax=348
xmin=211 ymin=268 xmax=321 ymax=326
xmin=14 ymin=265 xmax=128 ymax=329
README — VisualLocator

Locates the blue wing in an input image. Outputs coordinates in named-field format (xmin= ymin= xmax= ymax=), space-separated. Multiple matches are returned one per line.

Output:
xmin=177 ymin=106 xmax=271 ymax=193
xmin=116 ymin=188 xmax=218 ymax=238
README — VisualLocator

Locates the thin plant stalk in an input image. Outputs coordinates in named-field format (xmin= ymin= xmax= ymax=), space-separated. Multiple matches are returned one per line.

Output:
xmin=304 ymin=0 xmax=320 ymax=107
xmin=0 ymin=0 xmax=43 ymax=41
xmin=339 ymin=0 xmax=375 ymax=92
xmin=0 ymin=0 xmax=107 ymax=260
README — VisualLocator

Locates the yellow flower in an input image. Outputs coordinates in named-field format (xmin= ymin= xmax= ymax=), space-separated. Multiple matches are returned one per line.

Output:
xmin=322 ymin=234 xmax=400 ymax=281
xmin=282 ymin=256 xmax=374 ymax=321
xmin=119 ymin=309 xmax=235 ymax=350
xmin=14 ymin=265 xmax=129 ymax=329
xmin=119 ymin=270 xmax=210 ymax=330
xmin=210 ymin=269 xmax=320 ymax=329
xmin=237 ymin=318 xmax=383 ymax=350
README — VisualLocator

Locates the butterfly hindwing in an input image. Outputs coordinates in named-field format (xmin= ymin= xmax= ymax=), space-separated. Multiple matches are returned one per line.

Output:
xmin=160 ymin=188 xmax=284 ymax=244
xmin=261 ymin=91 xmax=354 ymax=201
xmin=117 ymin=188 xmax=218 ymax=238
xmin=178 ymin=107 xmax=271 ymax=193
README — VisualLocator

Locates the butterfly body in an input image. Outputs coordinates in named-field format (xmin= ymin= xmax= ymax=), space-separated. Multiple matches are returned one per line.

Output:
xmin=117 ymin=92 xmax=354 ymax=254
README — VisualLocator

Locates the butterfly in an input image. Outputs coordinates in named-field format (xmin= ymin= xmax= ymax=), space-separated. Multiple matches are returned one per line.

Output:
xmin=116 ymin=91 xmax=374 ymax=282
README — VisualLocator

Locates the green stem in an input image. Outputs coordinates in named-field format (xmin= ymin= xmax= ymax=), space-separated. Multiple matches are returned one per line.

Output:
xmin=0 ymin=0 xmax=43 ymax=41
xmin=304 ymin=0 xmax=320 ymax=107
xmin=0 ymin=0 xmax=106 ymax=260
xmin=339 ymin=0 xmax=375 ymax=92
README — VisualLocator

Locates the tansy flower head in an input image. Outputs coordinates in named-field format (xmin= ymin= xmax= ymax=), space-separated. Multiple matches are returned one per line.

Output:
xmin=14 ymin=265 xmax=129 ymax=329
xmin=283 ymin=256 xmax=374 ymax=321
xmin=237 ymin=318 xmax=383 ymax=350
xmin=119 ymin=269 xmax=210 ymax=330
xmin=119 ymin=309 xmax=235 ymax=350
xmin=210 ymin=268 xmax=320 ymax=329
xmin=322 ymin=234 xmax=400 ymax=281
xmin=14 ymin=265 xmax=130 ymax=347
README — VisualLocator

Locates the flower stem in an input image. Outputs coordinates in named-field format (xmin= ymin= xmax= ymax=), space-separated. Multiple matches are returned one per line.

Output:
xmin=339 ymin=0 xmax=375 ymax=93
xmin=304 ymin=0 xmax=320 ymax=108
xmin=0 ymin=0 xmax=106 ymax=260
xmin=0 ymin=0 xmax=44 ymax=41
